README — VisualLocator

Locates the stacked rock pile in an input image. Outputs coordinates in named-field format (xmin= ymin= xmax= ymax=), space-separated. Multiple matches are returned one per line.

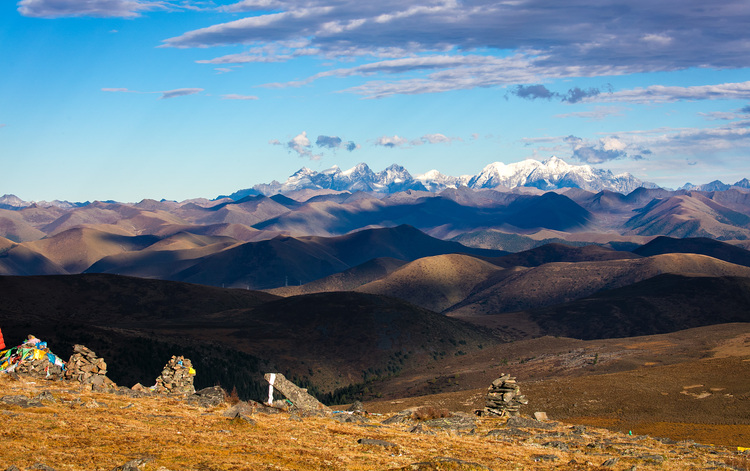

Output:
xmin=480 ymin=373 xmax=528 ymax=417
xmin=15 ymin=355 xmax=65 ymax=380
xmin=155 ymin=356 xmax=196 ymax=395
xmin=64 ymin=344 xmax=113 ymax=387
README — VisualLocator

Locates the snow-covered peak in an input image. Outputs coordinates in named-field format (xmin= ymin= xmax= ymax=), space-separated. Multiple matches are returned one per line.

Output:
xmin=246 ymin=157 xmax=658 ymax=196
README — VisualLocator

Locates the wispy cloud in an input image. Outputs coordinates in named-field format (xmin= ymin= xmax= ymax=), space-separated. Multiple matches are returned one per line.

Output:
xmin=583 ymin=81 xmax=750 ymax=104
xmin=162 ymin=0 xmax=750 ymax=98
xmin=375 ymin=135 xmax=409 ymax=148
xmin=524 ymin=119 xmax=750 ymax=165
xmin=160 ymin=88 xmax=203 ymax=99
xmin=102 ymin=87 xmax=204 ymax=99
xmin=555 ymin=106 xmax=627 ymax=121
xmin=17 ymin=0 xmax=175 ymax=18
xmin=221 ymin=94 xmax=259 ymax=100
xmin=374 ymin=132 xmax=458 ymax=148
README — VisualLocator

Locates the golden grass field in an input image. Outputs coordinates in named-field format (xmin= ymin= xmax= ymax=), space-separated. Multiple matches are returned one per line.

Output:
xmin=2 ymin=373 xmax=749 ymax=471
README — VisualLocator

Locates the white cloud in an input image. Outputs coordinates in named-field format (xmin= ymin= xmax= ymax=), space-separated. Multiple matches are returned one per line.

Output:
xmin=103 ymin=87 xmax=204 ymax=99
xmin=17 ymin=0 xmax=170 ymax=18
xmin=583 ymin=81 xmax=750 ymax=104
xmin=375 ymin=135 xmax=409 ymax=148
xmin=555 ymin=106 xmax=626 ymax=120
xmin=221 ymin=94 xmax=259 ymax=100
xmin=418 ymin=133 xmax=458 ymax=144
xmin=286 ymin=131 xmax=322 ymax=160
xmin=159 ymin=88 xmax=204 ymax=99
xmin=163 ymin=0 xmax=750 ymax=93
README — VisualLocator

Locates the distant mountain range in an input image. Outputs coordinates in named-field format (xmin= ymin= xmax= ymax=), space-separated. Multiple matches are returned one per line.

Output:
xmin=229 ymin=157 xmax=659 ymax=199
xmin=4 ymin=158 xmax=750 ymax=210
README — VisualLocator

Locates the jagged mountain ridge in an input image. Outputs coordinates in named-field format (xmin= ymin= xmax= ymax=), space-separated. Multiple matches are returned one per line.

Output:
xmin=231 ymin=157 xmax=656 ymax=198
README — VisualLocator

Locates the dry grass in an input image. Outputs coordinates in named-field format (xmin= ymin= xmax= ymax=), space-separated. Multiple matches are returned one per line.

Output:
xmin=1 ymin=374 xmax=746 ymax=471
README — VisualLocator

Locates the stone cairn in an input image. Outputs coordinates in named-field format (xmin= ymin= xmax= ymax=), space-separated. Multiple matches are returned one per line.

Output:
xmin=64 ymin=344 xmax=113 ymax=387
xmin=154 ymin=356 xmax=196 ymax=395
xmin=479 ymin=373 xmax=528 ymax=417
xmin=15 ymin=354 xmax=65 ymax=380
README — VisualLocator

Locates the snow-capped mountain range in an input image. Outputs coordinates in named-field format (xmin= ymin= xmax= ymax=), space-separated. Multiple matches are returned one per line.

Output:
xmin=235 ymin=157 xmax=658 ymax=199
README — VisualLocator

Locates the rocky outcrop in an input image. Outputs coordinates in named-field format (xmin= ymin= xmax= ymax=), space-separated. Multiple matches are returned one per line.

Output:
xmin=264 ymin=372 xmax=329 ymax=411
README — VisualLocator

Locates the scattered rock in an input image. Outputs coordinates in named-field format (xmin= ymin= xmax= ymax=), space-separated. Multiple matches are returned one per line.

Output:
xmin=1 ymin=395 xmax=43 ymax=408
xmin=477 ymin=373 xmax=528 ymax=417
xmin=532 ymin=454 xmax=558 ymax=462
xmin=5 ymin=465 xmax=22 ymax=471
xmin=639 ymin=454 xmax=665 ymax=463
xmin=189 ymin=386 xmax=226 ymax=407
xmin=30 ymin=464 xmax=57 ymax=471
xmin=408 ymin=423 xmax=436 ymax=435
xmin=533 ymin=411 xmax=548 ymax=421
xmin=357 ymin=438 xmax=398 ymax=448
xmin=486 ymin=427 xmax=531 ymax=438
xmin=155 ymin=356 xmax=195 ymax=395
xmin=348 ymin=400 xmax=366 ymax=414
xmin=222 ymin=401 xmax=256 ymax=421
xmin=602 ymin=457 xmax=619 ymax=467
xmin=382 ymin=410 xmax=416 ymax=425
xmin=423 ymin=412 xmax=476 ymax=433
xmin=331 ymin=412 xmax=370 ymax=424
xmin=396 ymin=457 xmax=492 ymax=470
xmin=110 ymin=457 xmax=154 ymax=471
xmin=34 ymin=391 xmax=56 ymax=403
xmin=506 ymin=416 xmax=556 ymax=430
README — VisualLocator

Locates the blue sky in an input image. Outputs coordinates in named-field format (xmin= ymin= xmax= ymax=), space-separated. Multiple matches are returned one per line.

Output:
xmin=2 ymin=0 xmax=750 ymax=202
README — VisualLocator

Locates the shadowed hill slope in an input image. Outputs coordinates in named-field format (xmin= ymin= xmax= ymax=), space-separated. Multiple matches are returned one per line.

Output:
xmin=0 ymin=237 xmax=67 ymax=275
xmin=633 ymin=235 xmax=750 ymax=267
xmin=527 ymin=274 xmax=750 ymax=339
xmin=624 ymin=193 xmax=750 ymax=239
xmin=485 ymin=242 xmax=642 ymax=268
xmin=267 ymin=257 xmax=407 ymax=296
xmin=0 ymin=274 xmax=500 ymax=399
xmin=216 ymin=291 xmax=502 ymax=386
xmin=0 ymin=273 xmax=279 ymax=324
xmin=447 ymin=253 xmax=750 ymax=316
xmin=24 ymin=227 xmax=160 ymax=272
xmin=355 ymin=254 xmax=503 ymax=312
xmin=169 ymin=225 xmax=506 ymax=289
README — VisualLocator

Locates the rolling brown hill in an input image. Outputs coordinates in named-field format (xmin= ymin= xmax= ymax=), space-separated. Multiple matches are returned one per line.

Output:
xmin=354 ymin=254 xmax=502 ymax=313
xmin=23 ymin=227 xmax=160 ymax=272
xmin=0 ymin=236 xmax=67 ymax=275
xmin=486 ymin=242 xmax=642 ymax=268
xmin=152 ymin=222 xmax=271 ymax=242
xmin=165 ymin=225 xmax=505 ymax=289
xmin=446 ymin=253 xmax=750 ymax=317
xmin=625 ymin=193 xmax=750 ymax=239
xmin=633 ymin=235 xmax=750 ymax=267
xmin=525 ymin=273 xmax=750 ymax=339
xmin=0 ymin=209 xmax=47 ymax=242
xmin=188 ymin=195 xmax=292 ymax=226
xmin=84 ymin=237 xmax=239 ymax=279
xmin=267 ymin=257 xmax=407 ymax=297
